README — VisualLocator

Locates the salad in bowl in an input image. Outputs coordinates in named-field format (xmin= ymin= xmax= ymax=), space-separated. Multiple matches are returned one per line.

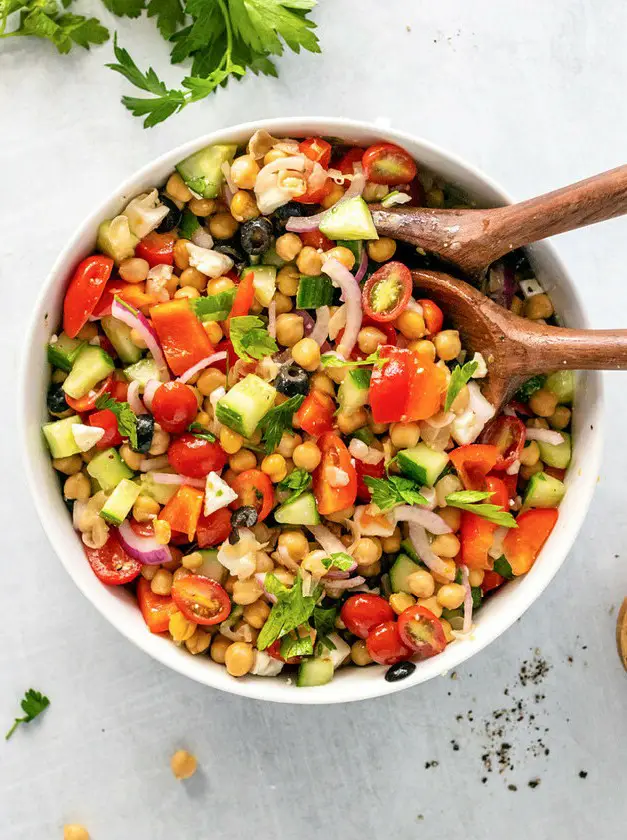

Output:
xmin=40 ymin=129 xmax=575 ymax=688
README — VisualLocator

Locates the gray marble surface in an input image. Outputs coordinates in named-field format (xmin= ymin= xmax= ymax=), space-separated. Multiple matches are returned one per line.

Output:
xmin=2 ymin=1 xmax=627 ymax=837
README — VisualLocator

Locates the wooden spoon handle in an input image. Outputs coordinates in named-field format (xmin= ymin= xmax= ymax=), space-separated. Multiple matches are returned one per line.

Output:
xmin=507 ymin=323 xmax=627 ymax=376
xmin=474 ymin=164 xmax=627 ymax=267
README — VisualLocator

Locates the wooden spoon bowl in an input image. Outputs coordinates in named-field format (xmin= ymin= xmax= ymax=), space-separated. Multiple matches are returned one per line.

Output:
xmin=411 ymin=269 xmax=627 ymax=409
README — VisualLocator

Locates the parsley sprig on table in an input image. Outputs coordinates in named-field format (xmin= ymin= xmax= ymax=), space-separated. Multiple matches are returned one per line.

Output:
xmin=0 ymin=0 xmax=108 ymax=52
xmin=5 ymin=689 xmax=50 ymax=740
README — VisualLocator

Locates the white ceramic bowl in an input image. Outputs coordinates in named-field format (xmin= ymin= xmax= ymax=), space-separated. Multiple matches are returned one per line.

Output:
xmin=20 ymin=118 xmax=603 ymax=704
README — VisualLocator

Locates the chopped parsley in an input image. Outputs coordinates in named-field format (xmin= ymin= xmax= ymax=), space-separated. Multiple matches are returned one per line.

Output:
xmin=320 ymin=347 xmax=388 ymax=369
xmin=321 ymin=552 xmax=354 ymax=572
xmin=230 ymin=315 xmax=278 ymax=361
xmin=95 ymin=393 xmax=138 ymax=449
xmin=493 ymin=556 xmax=514 ymax=579
xmin=5 ymin=689 xmax=50 ymax=740
xmin=279 ymin=629 xmax=314 ymax=660
xmin=445 ymin=360 xmax=478 ymax=411
xmin=191 ymin=288 xmax=236 ymax=322
xmin=313 ymin=605 xmax=338 ymax=652
xmin=515 ymin=375 xmax=546 ymax=402
xmin=364 ymin=475 xmax=428 ymax=512
xmin=257 ymin=394 xmax=304 ymax=454
xmin=277 ymin=468 xmax=312 ymax=505
xmin=187 ymin=422 xmax=216 ymax=442
xmin=445 ymin=490 xmax=517 ymax=528
xmin=257 ymin=573 xmax=321 ymax=650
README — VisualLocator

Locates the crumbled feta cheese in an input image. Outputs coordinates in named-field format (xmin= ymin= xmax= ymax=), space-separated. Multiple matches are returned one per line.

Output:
xmin=122 ymin=190 xmax=169 ymax=239
xmin=146 ymin=264 xmax=173 ymax=302
xmin=471 ymin=352 xmax=488 ymax=378
xmin=71 ymin=424 xmax=105 ymax=452
xmin=217 ymin=528 xmax=260 ymax=580
xmin=186 ymin=242 xmax=234 ymax=278
xmin=251 ymin=650 xmax=284 ymax=677
xmin=204 ymin=471 xmax=238 ymax=517
xmin=319 ymin=633 xmax=350 ymax=669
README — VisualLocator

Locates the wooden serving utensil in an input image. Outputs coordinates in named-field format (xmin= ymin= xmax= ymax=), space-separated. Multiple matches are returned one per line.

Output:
xmin=373 ymin=165 xmax=627 ymax=278
xmin=411 ymin=269 xmax=627 ymax=409
xmin=617 ymin=599 xmax=627 ymax=672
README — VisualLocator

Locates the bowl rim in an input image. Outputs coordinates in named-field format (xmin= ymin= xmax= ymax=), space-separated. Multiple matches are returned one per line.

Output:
xmin=20 ymin=117 xmax=604 ymax=704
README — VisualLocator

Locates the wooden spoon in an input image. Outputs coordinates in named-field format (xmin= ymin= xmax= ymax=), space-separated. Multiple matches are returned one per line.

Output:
xmin=411 ymin=269 xmax=627 ymax=409
xmin=373 ymin=165 xmax=627 ymax=278
xmin=617 ymin=598 xmax=627 ymax=672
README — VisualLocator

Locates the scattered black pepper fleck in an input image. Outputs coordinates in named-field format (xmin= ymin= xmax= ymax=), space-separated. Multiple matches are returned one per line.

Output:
xmin=567 ymin=656 xmax=573 ymax=664
xmin=424 ymin=761 xmax=439 ymax=770
xmin=528 ymin=778 xmax=541 ymax=789
xmin=508 ymin=784 xmax=518 ymax=792
xmin=481 ymin=777 xmax=487 ymax=784
xmin=456 ymin=715 xmax=463 ymax=722
xmin=579 ymin=770 xmax=588 ymax=779
xmin=451 ymin=740 xmax=460 ymax=752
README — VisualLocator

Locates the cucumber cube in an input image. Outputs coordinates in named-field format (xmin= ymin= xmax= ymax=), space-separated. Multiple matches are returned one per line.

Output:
xmin=100 ymin=479 xmax=141 ymax=525
xmin=215 ymin=374 xmax=276 ymax=438
xmin=397 ymin=444 xmax=449 ymax=486
xmin=43 ymin=416 xmax=83 ymax=458
xmin=87 ymin=448 xmax=134 ymax=492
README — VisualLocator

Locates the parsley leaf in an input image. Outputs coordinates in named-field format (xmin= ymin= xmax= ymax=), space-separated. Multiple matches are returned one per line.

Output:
xmin=257 ymin=573 xmax=321 ymax=650
xmin=364 ymin=475 xmax=428 ymax=512
xmin=321 ymin=552 xmax=354 ymax=572
xmin=445 ymin=490 xmax=518 ymax=528
xmin=493 ymin=556 xmax=514 ymax=579
xmin=320 ymin=347 xmax=388 ymax=369
xmin=187 ymin=422 xmax=216 ymax=442
xmin=230 ymin=315 xmax=278 ymax=362
xmin=147 ymin=0 xmax=184 ymax=38
xmin=257 ymin=394 xmax=304 ymax=454
xmin=277 ymin=467 xmax=311 ymax=504
xmin=101 ymin=0 xmax=145 ymax=18
xmin=445 ymin=360 xmax=478 ymax=411
xmin=178 ymin=208 xmax=201 ymax=241
xmin=191 ymin=288 xmax=236 ymax=322
xmin=471 ymin=586 xmax=483 ymax=609
xmin=95 ymin=394 xmax=138 ymax=450
xmin=279 ymin=629 xmax=314 ymax=660
xmin=0 ymin=0 xmax=109 ymax=53
xmin=515 ymin=375 xmax=546 ymax=402
xmin=313 ymin=604 xmax=337 ymax=651
xmin=5 ymin=689 xmax=50 ymax=740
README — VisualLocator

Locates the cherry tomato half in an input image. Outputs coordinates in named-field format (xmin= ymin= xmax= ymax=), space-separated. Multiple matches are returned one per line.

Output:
xmin=417 ymin=299 xmax=444 ymax=337
xmin=151 ymin=381 xmax=198 ymax=434
xmin=229 ymin=469 xmax=274 ymax=522
xmin=84 ymin=535 xmax=141 ymax=586
xmin=313 ymin=433 xmax=357 ymax=515
xmin=481 ymin=571 xmax=505 ymax=594
xmin=65 ymin=373 xmax=114 ymax=413
xmin=397 ymin=605 xmax=446 ymax=660
xmin=362 ymin=262 xmax=413 ymax=322
xmin=137 ymin=577 xmax=178 ymax=633
xmin=340 ymin=594 xmax=395 ymax=639
xmin=355 ymin=458 xmax=386 ymax=503
xmin=366 ymin=621 xmax=412 ymax=665
xmin=479 ymin=416 xmax=526 ymax=471
xmin=295 ymin=389 xmax=335 ymax=437
xmin=168 ymin=433 xmax=228 ymax=478
xmin=63 ymin=255 xmax=113 ymax=338
xmin=135 ymin=231 xmax=176 ymax=267
xmin=300 ymin=229 xmax=334 ymax=251
xmin=362 ymin=143 xmax=417 ymax=186
xmin=337 ymin=147 xmax=366 ymax=175
xmin=293 ymin=179 xmax=333 ymax=205
xmin=299 ymin=137 xmax=332 ymax=169
xmin=171 ymin=574 xmax=231 ymax=626
xmin=196 ymin=507 xmax=232 ymax=547
xmin=87 ymin=408 xmax=122 ymax=449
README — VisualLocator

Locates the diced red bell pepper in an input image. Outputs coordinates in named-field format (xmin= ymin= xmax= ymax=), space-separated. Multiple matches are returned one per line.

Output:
xmin=135 ymin=232 xmax=176 ymax=267
xmin=503 ymin=508 xmax=558 ymax=576
xmin=225 ymin=271 xmax=255 ymax=333
xmin=158 ymin=486 xmax=204 ymax=542
xmin=449 ymin=444 xmax=500 ymax=491
xmin=93 ymin=280 xmax=158 ymax=317
xmin=460 ymin=512 xmax=496 ymax=571
xmin=295 ymin=390 xmax=335 ymax=437
xmin=481 ymin=571 xmax=505 ymax=593
xmin=369 ymin=346 xmax=445 ymax=423
xmin=150 ymin=299 xmax=214 ymax=376
xmin=137 ymin=577 xmax=178 ymax=633
xmin=87 ymin=409 xmax=123 ymax=449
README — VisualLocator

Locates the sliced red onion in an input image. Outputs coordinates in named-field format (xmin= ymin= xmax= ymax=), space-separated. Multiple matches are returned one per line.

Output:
xmin=323 ymin=258 xmax=362 ymax=358
xmin=191 ymin=226 xmax=214 ymax=249
xmin=324 ymin=569 xmax=351 ymax=580
xmin=306 ymin=524 xmax=347 ymax=556
xmin=221 ymin=160 xmax=237 ymax=195
xmin=221 ymin=180 xmax=234 ymax=207
xmin=255 ymin=573 xmax=278 ymax=604
xmin=127 ymin=380 xmax=146 ymax=415
xmin=117 ymin=519 xmax=171 ymax=565
xmin=420 ymin=486 xmax=437 ymax=511
xmin=111 ymin=297 xmax=169 ymax=381
xmin=488 ymin=526 xmax=508 ymax=560
xmin=354 ymin=246 xmax=368 ymax=284
xmin=268 ymin=300 xmax=277 ymax=340
xmin=525 ymin=428 xmax=564 ymax=446
xmin=460 ymin=564 xmax=473 ymax=634
xmin=177 ymin=351 xmax=227 ymax=384
xmin=310 ymin=306 xmax=330 ymax=346
xmin=394 ymin=505 xmax=452 ymax=535
xmin=143 ymin=378 xmax=161 ymax=412
xmin=139 ymin=455 xmax=169 ymax=472
xmin=408 ymin=523 xmax=455 ymax=580
xmin=323 ymin=576 xmax=366 ymax=595
xmin=151 ymin=473 xmax=205 ymax=489
xmin=343 ymin=166 xmax=366 ymax=200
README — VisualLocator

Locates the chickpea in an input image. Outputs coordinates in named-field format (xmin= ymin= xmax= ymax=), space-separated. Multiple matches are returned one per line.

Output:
xmin=368 ymin=414 xmax=389 ymax=435
xmin=169 ymin=611 xmax=197 ymax=643
xmin=524 ymin=293 xmax=554 ymax=320
xmin=227 ymin=449 xmax=255 ymax=474
xmin=435 ymin=474 xmax=463 ymax=507
xmin=188 ymin=196 xmax=216 ymax=216
xmin=275 ymin=233 xmax=303 ymax=263
xmin=263 ymin=148 xmax=286 ymax=165
xmin=382 ymin=527 xmax=402 ymax=554
xmin=166 ymin=172 xmax=192 ymax=203
xmin=437 ymin=506 xmax=462 ymax=532
xmin=173 ymin=566 xmax=192 ymax=582
xmin=324 ymin=246 xmax=355 ymax=271
xmin=337 ymin=407 xmax=368 ymax=435
xmin=389 ymin=421 xmax=421 ymax=450
xmin=117 ymin=443 xmax=141 ymax=471
xmin=519 ymin=440 xmax=540 ymax=467
xmin=292 ymin=441 xmax=321 ymax=472
xmin=437 ymin=583 xmax=466 ymax=610
xmin=520 ymin=460 xmax=544 ymax=480
xmin=271 ymin=290 xmax=291 ymax=314
xmin=151 ymin=569 xmax=173 ymax=596
xmin=178 ymin=266 xmax=207 ymax=292
xmin=362 ymin=182 xmax=388 ymax=202
xmin=185 ymin=628 xmax=212 ymax=655
xmin=182 ymin=551 xmax=204 ymax=570
xmin=51 ymin=369 xmax=68 ymax=384
xmin=292 ymin=338 xmax=321 ymax=371
xmin=255 ymin=551 xmax=274 ymax=573
xmin=301 ymin=550 xmax=328 ymax=577
xmin=210 ymin=634 xmax=232 ymax=664
xmin=209 ymin=212 xmax=239 ymax=240
xmin=549 ymin=405 xmax=571 ymax=430
xmin=310 ymin=373 xmax=334 ymax=396
xmin=275 ymin=313 xmax=304 ymax=347
xmin=430 ymin=533 xmax=461 ymax=559
xmin=434 ymin=329 xmax=462 ymax=361
xmin=326 ymin=365 xmax=347 ymax=384
xmin=278 ymin=431 xmax=301 ymax=459
xmin=296 ymin=246 xmax=323 ymax=276
xmin=528 ymin=417 xmax=549 ymax=430
xmin=76 ymin=322 xmax=98 ymax=341
xmin=220 ymin=427 xmax=243 ymax=455
xmin=357 ymin=560 xmax=381 ymax=577
xmin=153 ymin=519 xmax=171 ymax=545
xmin=408 ymin=569 xmax=435 ymax=599
xmin=195 ymin=369 xmax=226 ymax=401
xmin=170 ymin=749 xmax=197 ymax=780
xmin=321 ymin=182 xmax=345 ymax=209
xmin=63 ymin=472 xmax=90 ymax=502
xmin=351 ymin=639 xmax=373 ymax=666
xmin=357 ymin=325 xmax=387 ymax=355
xmin=52 ymin=454 xmax=83 ymax=475
xmin=274 ymin=568 xmax=296 ymax=587
xmin=324 ymin=505 xmax=355 ymax=523
xmin=426 ymin=186 xmax=445 ymax=207
xmin=353 ymin=537 xmax=382 ymax=567
xmin=468 ymin=569 xmax=485 ymax=587
xmin=389 ymin=592 xmax=416 ymax=615
xmin=64 ymin=826 xmax=90 ymax=840
xmin=261 ymin=453 xmax=287 ymax=483
xmin=119 ymin=257 xmax=149 ymax=284
xmin=232 ymin=578 xmax=263 ymax=606
xmin=203 ymin=321 xmax=223 ymax=345
xmin=431 ymin=559 xmax=457 ymax=585
xmin=278 ymin=530 xmax=309 ymax=562
xmin=173 ymin=238 xmax=191 ymax=271
xmin=206 ymin=276 xmax=235 ymax=295
xmin=417 ymin=596 xmax=443 ymax=618
xmin=174 ymin=286 xmax=200 ymax=301
xmin=396 ymin=310 xmax=426 ymax=340
xmin=510 ymin=296 xmax=524 ymax=316
xmin=440 ymin=618 xmax=455 ymax=643
xmin=243 ymin=599 xmax=270 ymax=629
xmin=408 ymin=339 xmax=436 ymax=361
xmin=367 ymin=237 xmax=397 ymax=263
xmin=149 ymin=426 xmax=170 ymax=456
xmin=141 ymin=564 xmax=158 ymax=581
xmin=529 ymin=388 xmax=559 ymax=418
xmin=230 ymin=190 xmax=260 ymax=222
xmin=224 ymin=642 xmax=254 ymax=677
xmin=230 ymin=154 xmax=260 ymax=190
